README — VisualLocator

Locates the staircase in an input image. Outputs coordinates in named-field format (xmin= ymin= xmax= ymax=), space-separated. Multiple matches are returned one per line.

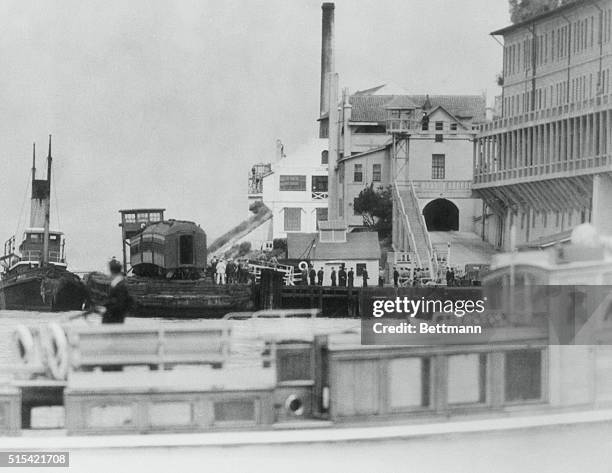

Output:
xmin=393 ymin=181 xmax=437 ymax=278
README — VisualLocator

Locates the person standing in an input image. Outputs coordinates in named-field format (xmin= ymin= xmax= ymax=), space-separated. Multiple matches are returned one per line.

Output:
xmin=99 ymin=259 xmax=133 ymax=324
xmin=301 ymin=267 xmax=309 ymax=285
xmin=317 ymin=267 xmax=324 ymax=286
xmin=330 ymin=267 xmax=337 ymax=287
xmin=211 ymin=257 xmax=218 ymax=284
xmin=378 ymin=267 xmax=385 ymax=287
xmin=347 ymin=268 xmax=354 ymax=288
xmin=362 ymin=267 xmax=369 ymax=287
xmin=338 ymin=266 xmax=347 ymax=287
xmin=393 ymin=267 xmax=400 ymax=287
xmin=216 ymin=259 xmax=226 ymax=284
xmin=446 ymin=268 xmax=452 ymax=287
xmin=450 ymin=268 xmax=455 ymax=287
xmin=309 ymin=266 xmax=317 ymax=285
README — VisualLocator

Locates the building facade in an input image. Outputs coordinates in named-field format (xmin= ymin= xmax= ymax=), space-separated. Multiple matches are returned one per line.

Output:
xmin=247 ymin=139 xmax=330 ymax=244
xmin=474 ymin=0 xmax=612 ymax=250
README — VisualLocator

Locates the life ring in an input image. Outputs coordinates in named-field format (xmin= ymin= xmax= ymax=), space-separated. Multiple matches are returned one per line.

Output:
xmin=298 ymin=261 xmax=309 ymax=272
xmin=13 ymin=324 xmax=35 ymax=364
xmin=42 ymin=322 xmax=69 ymax=380
xmin=284 ymin=394 xmax=304 ymax=416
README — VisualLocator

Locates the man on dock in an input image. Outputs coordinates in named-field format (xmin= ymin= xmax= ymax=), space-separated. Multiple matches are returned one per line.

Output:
xmin=309 ymin=265 xmax=317 ymax=285
xmin=317 ymin=267 xmax=324 ymax=286
xmin=393 ymin=267 xmax=400 ymax=287
xmin=348 ymin=267 xmax=354 ymax=287
xmin=330 ymin=267 xmax=337 ymax=286
xmin=338 ymin=266 xmax=347 ymax=287
xmin=362 ymin=267 xmax=369 ymax=287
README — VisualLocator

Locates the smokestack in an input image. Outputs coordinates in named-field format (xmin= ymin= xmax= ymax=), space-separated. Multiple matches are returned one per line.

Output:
xmin=320 ymin=3 xmax=335 ymax=118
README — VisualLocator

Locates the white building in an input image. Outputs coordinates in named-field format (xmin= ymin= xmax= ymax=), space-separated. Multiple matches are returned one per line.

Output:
xmin=247 ymin=138 xmax=329 ymax=248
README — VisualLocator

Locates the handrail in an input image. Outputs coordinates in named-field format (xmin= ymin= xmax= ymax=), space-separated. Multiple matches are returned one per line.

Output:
xmin=393 ymin=181 xmax=422 ymax=268
xmin=408 ymin=180 xmax=437 ymax=279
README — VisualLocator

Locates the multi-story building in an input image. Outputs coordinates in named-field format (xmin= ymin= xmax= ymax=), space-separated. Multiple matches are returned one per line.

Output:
xmin=474 ymin=0 xmax=612 ymax=250
xmin=246 ymin=138 xmax=329 ymax=244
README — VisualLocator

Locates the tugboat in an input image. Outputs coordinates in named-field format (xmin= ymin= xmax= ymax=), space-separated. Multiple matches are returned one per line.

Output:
xmin=0 ymin=137 xmax=88 ymax=311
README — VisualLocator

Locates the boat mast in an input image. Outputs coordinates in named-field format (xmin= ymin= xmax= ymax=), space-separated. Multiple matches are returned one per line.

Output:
xmin=42 ymin=135 xmax=52 ymax=266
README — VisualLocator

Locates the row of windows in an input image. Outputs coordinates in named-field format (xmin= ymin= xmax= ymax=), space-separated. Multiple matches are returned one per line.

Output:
xmin=387 ymin=349 xmax=543 ymax=411
xmin=505 ymin=10 xmax=612 ymax=77
xmin=279 ymin=175 xmax=328 ymax=192
xmin=503 ymin=68 xmax=611 ymax=116
xmin=283 ymin=207 xmax=328 ymax=232
xmin=422 ymin=120 xmax=459 ymax=132
xmin=341 ymin=163 xmax=382 ymax=184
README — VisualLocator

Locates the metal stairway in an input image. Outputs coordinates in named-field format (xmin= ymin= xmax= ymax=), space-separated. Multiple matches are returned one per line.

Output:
xmin=393 ymin=180 xmax=437 ymax=277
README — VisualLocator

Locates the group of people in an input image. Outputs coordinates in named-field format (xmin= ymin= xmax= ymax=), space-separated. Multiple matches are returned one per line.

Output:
xmin=300 ymin=264 xmax=369 ymax=287
xmin=208 ymin=257 xmax=251 ymax=285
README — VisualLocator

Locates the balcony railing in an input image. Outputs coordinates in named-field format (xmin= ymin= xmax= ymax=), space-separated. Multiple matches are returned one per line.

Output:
xmin=473 ymin=154 xmax=611 ymax=185
xmin=480 ymin=94 xmax=612 ymax=135
xmin=19 ymin=250 xmax=64 ymax=264
xmin=311 ymin=191 xmax=329 ymax=200
xmin=412 ymin=180 xmax=472 ymax=194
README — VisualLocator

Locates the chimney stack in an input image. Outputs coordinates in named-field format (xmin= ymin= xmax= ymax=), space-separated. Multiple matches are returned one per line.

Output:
xmin=320 ymin=3 xmax=335 ymax=118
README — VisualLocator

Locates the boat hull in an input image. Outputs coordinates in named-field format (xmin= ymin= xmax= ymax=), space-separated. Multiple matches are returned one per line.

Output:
xmin=0 ymin=267 xmax=88 ymax=312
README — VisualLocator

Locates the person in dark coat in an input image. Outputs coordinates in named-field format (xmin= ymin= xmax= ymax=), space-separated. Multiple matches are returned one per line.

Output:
xmin=100 ymin=259 xmax=133 ymax=324
xmin=393 ymin=267 xmax=400 ymax=287
xmin=362 ymin=268 xmax=369 ymax=287
xmin=347 ymin=268 xmax=354 ymax=287
xmin=446 ymin=269 xmax=452 ymax=287
xmin=330 ymin=267 xmax=337 ymax=287
xmin=309 ymin=266 xmax=317 ymax=285
xmin=301 ymin=267 xmax=309 ymax=285
xmin=317 ymin=267 xmax=324 ymax=286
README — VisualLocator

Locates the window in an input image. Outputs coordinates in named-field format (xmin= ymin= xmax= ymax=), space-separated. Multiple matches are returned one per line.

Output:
xmin=421 ymin=115 xmax=429 ymax=131
xmin=353 ymin=164 xmax=363 ymax=182
xmin=504 ymin=350 xmax=542 ymax=402
xmin=388 ymin=357 xmax=431 ymax=409
xmin=124 ymin=213 xmax=136 ymax=223
xmin=320 ymin=229 xmax=333 ymax=242
xmin=179 ymin=235 xmax=194 ymax=265
xmin=447 ymin=353 xmax=487 ymax=405
xmin=356 ymin=263 xmax=367 ymax=276
xmin=372 ymin=164 xmax=381 ymax=182
xmin=284 ymin=208 xmax=301 ymax=232
xmin=431 ymin=154 xmax=445 ymax=179
xmin=137 ymin=213 xmax=149 ymax=222
xmin=311 ymin=175 xmax=328 ymax=193
xmin=214 ymin=400 xmax=255 ymax=423
xmin=315 ymin=208 xmax=328 ymax=230
xmin=435 ymin=121 xmax=443 ymax=131
xmin=279 ymin=175 xmax=306 ymax=191
xmin=277 ymin=345 xmax=313 ymax=382
xmin=435 ymin=134 xmax=443 ymax=142
xmin=149 ymin=212 xmax=161 ymax=222
xmin=450 ymin=123 xmax=458 ymax=131
xmin=321 ymin=150 xmax=329 ymax=165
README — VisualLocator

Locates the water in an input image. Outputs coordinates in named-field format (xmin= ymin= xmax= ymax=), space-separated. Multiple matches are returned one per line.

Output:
xmin=0 ymin=310 xmax=360 ymax=370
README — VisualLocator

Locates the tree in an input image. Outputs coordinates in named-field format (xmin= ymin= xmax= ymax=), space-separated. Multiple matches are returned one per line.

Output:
xmin=352 ymin=184 xmax=393 ymax=236
xmin=509 ymin=0 xmax=574 ymax=24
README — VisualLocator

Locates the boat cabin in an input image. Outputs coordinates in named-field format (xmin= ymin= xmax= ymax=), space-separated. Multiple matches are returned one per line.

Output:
xmin=1 ymin=228 xmax=66 ymax=275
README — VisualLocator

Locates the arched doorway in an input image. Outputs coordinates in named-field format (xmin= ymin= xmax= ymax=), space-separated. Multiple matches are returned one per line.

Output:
xmin=423 ymin=198 xmax=459 ymax=231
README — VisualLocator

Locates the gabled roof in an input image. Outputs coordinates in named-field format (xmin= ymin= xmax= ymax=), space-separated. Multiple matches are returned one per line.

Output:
xmin=287 ymin=231 xmax=381 ymax=261
xmin=349 ymin=93 xmax=486 ymax=124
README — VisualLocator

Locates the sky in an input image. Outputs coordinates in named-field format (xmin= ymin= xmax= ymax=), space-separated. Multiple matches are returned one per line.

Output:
xmin=0 ymin=0 xmax=510 ymax=271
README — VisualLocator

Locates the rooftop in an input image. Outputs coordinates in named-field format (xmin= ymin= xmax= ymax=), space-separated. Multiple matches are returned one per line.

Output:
xmin=349 ymin=93 xmax=486 ymax=124
xmin=287 ymin=231 xmax=381 ymax=261
xmin=491 ymin=0 xmax=585 ymax=36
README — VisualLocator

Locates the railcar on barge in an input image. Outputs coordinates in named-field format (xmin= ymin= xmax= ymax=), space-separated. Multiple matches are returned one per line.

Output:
xmin=84 ymin=209 xmax=253 ymax=316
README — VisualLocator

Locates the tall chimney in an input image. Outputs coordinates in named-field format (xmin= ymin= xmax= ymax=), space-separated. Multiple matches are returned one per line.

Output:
xmin=320 ymin=3 xmax=335 ymax=118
